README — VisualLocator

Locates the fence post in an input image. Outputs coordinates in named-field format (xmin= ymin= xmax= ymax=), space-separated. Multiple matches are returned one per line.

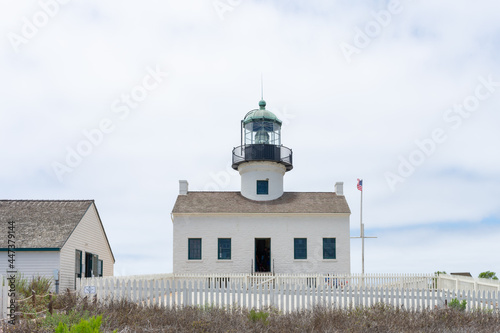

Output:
xmin=48 ymin=292 xmax=53 ymax=315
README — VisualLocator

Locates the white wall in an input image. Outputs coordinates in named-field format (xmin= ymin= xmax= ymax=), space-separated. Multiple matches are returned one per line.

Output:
xmin=173 ymin=213 xmax=350 ymax=274
xmin=60 ymin=203 xmax=114 ymax=290
xmin=239 ymin=162 xmax=286 ymax=201
xmin=0 ymin=251 xmax=59 ymax=291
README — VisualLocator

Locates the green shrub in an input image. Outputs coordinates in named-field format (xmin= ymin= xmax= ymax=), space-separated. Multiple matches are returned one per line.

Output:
xmin=449 ymin=298 xmax=467 ymax=311
xmin=248 ymin=309 xmax=270 ymax=325
xmin=41 ymin=309 xmax=91 ymax=331
xmin=478 ymin=271 xmax=499 ymax=280
xmin=54 ymin=315 xmax=116 ymax=333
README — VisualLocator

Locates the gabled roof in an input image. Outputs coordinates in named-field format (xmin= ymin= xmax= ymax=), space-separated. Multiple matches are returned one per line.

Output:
xmin=172 ymin=192 xmax=351 ymax=214
xmin=0 ymin=200 xmax=93 ymax=249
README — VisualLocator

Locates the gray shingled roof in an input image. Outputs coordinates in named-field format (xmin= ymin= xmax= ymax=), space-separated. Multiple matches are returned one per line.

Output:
xmin=0 ymin=200 xmax=93 ymax=249
xmin=172 ymin=192 xmax=350 ymax=214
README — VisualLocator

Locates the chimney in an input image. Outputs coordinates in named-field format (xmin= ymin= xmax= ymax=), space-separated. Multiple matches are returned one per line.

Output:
xmin=335 ymin=182 xmax=344 ymax=196
xmin=179 ymin=180 xmax=189 ymax=195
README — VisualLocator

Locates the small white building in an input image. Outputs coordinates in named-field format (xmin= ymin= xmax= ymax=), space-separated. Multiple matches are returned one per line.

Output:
xmin=0 ymin=200 xmax=114 ymax=290
xmin=172 ymin=100 xmax=351 ymax=274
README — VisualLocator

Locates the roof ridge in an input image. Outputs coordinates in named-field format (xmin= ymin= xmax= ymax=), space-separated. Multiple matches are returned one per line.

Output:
xmin=172 ymin=192 xmax=350 ymax=214
xmin=183 ymin=191 xmax=336 ymax=194
xmin=0 ymin=199 xmax=94 ymax=202
xmin=182 ymin=191 xmax=240 ymax=193
xmin=0 ymin=200 xmax=97 ymax=249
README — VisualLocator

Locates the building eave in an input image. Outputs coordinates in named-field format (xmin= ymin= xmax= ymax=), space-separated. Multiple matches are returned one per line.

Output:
xmin=172 ymin=212 xmax=351 ymax=217
xmin=0 ymin=248 xmax=60 ymax=252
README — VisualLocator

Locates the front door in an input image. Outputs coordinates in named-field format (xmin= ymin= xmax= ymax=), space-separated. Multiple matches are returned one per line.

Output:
xmin=255 ymin=238 xmax=271 ymax=272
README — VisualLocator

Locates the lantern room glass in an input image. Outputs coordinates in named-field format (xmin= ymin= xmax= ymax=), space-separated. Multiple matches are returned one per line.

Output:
xmin=244 ymin=121 xmax=281 ymax=146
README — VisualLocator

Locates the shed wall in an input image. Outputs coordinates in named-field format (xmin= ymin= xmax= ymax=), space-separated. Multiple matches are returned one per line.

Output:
xmin=60 ymin=203 xmax=114 ymax=290
xmin=0 ymin=251 xmax=59 ymax=291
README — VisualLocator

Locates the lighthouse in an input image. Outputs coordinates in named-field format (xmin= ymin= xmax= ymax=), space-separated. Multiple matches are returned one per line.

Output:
xmin=231 ymin=100 xmax=293 ymax=201
xmin=172 ymin=98 xmax=351 ymax=275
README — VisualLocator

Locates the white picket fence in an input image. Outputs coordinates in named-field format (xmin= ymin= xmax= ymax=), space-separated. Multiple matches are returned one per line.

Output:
xmin=78 ymin=273 xmax=437 ymax=291
xmin=1 ymin=273 xmax=500 ymax=320
xmin=437 ymin=274 xmax=500 ymax=292
xmin=0 ymin=275 xmax=12 ymax=322
xmin=73 ymin=273 xmax=500 ymax=313
xmin=74 ymin=279 xmax=500 ymax=313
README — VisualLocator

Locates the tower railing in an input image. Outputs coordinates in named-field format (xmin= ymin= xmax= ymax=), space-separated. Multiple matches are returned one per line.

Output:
xmin=232 ymin=144 xmax=293 ymax=171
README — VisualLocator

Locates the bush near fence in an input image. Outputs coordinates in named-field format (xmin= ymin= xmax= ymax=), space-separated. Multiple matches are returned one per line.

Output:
xmin=4 ymin=292 xmax=500 ymax=333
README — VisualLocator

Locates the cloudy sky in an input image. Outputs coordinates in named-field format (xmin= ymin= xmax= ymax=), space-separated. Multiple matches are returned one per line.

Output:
xmin=1 ymin=0 xmax=499 ymax=277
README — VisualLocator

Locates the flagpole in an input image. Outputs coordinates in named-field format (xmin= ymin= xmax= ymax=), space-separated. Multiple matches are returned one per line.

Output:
xmin=351 ymin=179 xmax=376 ymax=281
xmin=361 ymin=184 xmax=364 ymax=276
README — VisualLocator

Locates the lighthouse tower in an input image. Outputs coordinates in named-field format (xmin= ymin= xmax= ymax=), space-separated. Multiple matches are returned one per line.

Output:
xmin=232 ymin=100 xmax=293 ymax=201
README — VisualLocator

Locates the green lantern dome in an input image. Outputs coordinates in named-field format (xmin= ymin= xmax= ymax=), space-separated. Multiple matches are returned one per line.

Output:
xmin=242 ymin=100 xmax=282 ymax=125
xmin=232 ymin=99 xmax=293 ymax=172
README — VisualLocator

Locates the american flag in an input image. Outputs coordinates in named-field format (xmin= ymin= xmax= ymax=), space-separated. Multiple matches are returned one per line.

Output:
xmin=357 ymin=179 xmax=363 ymax=191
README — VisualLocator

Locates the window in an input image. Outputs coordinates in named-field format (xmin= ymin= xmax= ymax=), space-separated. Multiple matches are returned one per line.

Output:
xmin=257 ymin=180 xmax=269 ymax=195
xmin=98 ymin=259 xmax=103 ymax=277
xmin=323 ymin=238 xmax=336 ymax=259
xmin=75 ymin=250 xmax=82 ymax=278
xmin=84 ymin=252 xmax=93 ymax=277
xmin=218 ymin=238 xmax=231 ymax=260
xmin=92 ymin=254 xmax=99 ymax=277
xmin=75 ymin=250 xmax=82 ymax=289
xmin=294 ymin=238 xmax=307 ymax=259
xmin=188 ymin=238 xmax=202 ymax=260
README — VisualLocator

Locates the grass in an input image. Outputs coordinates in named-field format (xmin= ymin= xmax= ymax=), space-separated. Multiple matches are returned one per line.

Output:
xmin=40 ymin=310 xmax=92 ymax=331
xmin=14 ymin=273 xmax=54 ymax=320
xmin=2 ymin=292 xmax=500 ymax=332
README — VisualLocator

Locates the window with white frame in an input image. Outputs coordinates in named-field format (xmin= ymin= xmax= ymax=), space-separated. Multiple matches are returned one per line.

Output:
xmin=294 ymin=238 xmax=307 ymax=259
xmin=188 ymin=238 xmax=202 ymax=260
xmin=218 ymin=238 xmax=231 ymax=260
xmin=323 ymin=238 xmax=336 ymax=259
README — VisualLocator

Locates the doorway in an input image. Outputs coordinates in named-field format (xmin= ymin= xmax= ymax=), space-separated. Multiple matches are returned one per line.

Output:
xmin=255 ymin=238 xmax=271 ymax=272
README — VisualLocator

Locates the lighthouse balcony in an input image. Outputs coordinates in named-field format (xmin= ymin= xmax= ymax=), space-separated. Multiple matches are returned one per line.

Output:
xmin=232 ymin=144 xmax=293 ymax=171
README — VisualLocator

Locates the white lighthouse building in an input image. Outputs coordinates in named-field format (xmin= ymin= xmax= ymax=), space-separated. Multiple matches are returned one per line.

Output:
xmin=172 ymin=100 xmax=351 ymax=274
